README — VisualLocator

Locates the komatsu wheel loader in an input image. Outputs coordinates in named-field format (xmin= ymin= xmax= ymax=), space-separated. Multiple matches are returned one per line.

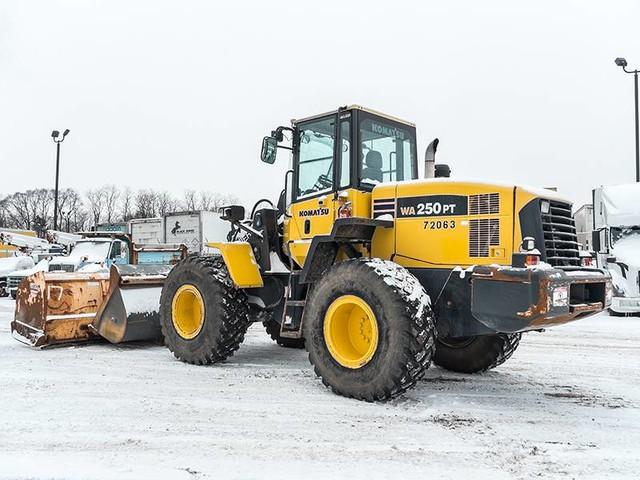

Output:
xmin=159 ymin=105 xmax=611 ymax=401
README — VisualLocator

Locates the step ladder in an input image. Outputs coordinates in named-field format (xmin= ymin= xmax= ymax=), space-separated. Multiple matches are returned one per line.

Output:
xmin=279 ymin=258 xmax=305 ymax=339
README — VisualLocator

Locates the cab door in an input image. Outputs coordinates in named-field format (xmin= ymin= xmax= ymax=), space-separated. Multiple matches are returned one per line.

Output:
xmin=286 ymin=114 xmax=344 ymax=266
xmin=289 ymin=115 xmax=338 ymax=239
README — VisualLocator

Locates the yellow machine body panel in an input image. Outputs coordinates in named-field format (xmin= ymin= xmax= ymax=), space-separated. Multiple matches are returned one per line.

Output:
xmin=284 ymin=188 xmax=372 ymax=267
xmin=282 ymin=180 xmax=561 ymax=270
xmin=207 ymin=242 xmax=264 ymax=288
xmin=381 ymin=180 xmax=516 ymax=268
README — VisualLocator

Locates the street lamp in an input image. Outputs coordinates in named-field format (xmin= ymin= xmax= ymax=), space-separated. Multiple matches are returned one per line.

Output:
xmin=51 ymin=128 xmax=70 ymax=231
xmin=614 ymin=57 xmax=640 ymax=182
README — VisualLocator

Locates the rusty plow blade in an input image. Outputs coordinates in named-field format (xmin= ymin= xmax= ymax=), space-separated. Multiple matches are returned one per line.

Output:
xmin=91 ymin=264 xmax=171 ymax=344
xmin=11 ymin=271 xmax=110 ymax=347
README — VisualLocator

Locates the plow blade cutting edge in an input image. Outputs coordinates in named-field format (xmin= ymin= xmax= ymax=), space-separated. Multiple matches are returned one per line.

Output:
xmin=91 ymin=264 xmax=171 ymax=344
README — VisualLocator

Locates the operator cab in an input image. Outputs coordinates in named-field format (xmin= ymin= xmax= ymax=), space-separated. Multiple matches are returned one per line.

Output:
xmin=263 ymin=105 xmax=418 ymax=202
xmin=257 ymin=105 xmax=418 ymax=267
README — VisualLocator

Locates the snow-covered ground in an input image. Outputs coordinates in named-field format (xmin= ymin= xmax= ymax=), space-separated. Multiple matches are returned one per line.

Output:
xmin=0 ymin=297 xmax=639 ymax=480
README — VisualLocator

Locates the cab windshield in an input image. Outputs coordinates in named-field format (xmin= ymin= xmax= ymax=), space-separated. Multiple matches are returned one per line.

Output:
xmin=359 ymin=115 xmax=416 ymax=185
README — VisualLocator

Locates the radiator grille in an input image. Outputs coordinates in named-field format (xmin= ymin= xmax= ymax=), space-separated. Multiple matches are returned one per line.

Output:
xmin=469 ymin=218 xmax=500 ymax=257
xmin=542 ymin=201 xmax=580 ymax=267
xmin=469 ymin=193 xmax=500 ymax=215
xmin=7 ymin=276 xmax=22 ymax=289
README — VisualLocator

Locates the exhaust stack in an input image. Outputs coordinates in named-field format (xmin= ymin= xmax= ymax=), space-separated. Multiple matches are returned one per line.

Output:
xmin=424 ymin=138 xmax=439 ymax=178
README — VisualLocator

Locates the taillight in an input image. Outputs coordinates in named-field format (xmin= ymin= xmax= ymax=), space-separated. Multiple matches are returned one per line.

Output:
xmin=525 ymin=254 xmax=540 ymax=266
xmin=338 ymin=202 xmax=352 ymax=218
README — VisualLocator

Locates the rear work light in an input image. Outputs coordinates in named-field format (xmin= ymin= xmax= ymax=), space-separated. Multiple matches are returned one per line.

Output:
xmin=519 ymin=236 xmax=541 ymax=267
xmin=525 ymin=254 xmax=540 ymax=266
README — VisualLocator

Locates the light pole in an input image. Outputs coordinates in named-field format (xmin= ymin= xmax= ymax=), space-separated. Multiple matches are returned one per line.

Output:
xmin=615 ymin=57 xmax=640 ymax=182
xmin=51 ymin=129 xmax=70 ymax=231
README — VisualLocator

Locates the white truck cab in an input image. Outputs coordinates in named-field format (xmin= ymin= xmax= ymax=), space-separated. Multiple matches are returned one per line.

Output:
xmin=591 ymin=184 xmax=640 ymax=315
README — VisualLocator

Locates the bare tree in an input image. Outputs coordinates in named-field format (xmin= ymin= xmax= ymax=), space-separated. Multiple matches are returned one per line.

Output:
xmin=104 ymin=185 xmax=120 ymax=223
xmin=85 ymin=187 xmax=106 ymax=227
xmin=183 ymin=190 xmax=197 ymax=211
xmin=157 ymin=191 xmax=178 ymax=217
xmin=57 ymin=189 xmax=85 ymax=232
xmin=0 ymin=196 xmax=8 ymax=228
xmin=135 ymin=190 xmax=159 ymax=218
xmin=120 ymin=187 xmax=134 ymax=221
xmin=197 ymin=191 xmax=214 ymax=211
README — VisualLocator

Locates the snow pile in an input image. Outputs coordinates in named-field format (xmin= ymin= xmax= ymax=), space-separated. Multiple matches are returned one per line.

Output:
xmin=600 ymin=183 xmax=640 ymax=227
xmin=0 ymin=256 xmax=34 ymax=276
xmin=65 ymin=240 xmax=111 ymax=263
xmin=121 ymin=287 xmax=162 ymax=314
xmin=77 ymin=263 xmax=108 ymax=273
xmin=609 ymin=232 xmax=640 ymax=297
xmin=9 ymin=259 xmax=49 ymax=278
xmin=611 ymin=232 xmax=640 ymax=267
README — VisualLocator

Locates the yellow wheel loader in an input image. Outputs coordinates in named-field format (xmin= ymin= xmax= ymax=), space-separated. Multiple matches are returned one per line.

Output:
xmin=159 ymin=105 xmax=612 ymax=401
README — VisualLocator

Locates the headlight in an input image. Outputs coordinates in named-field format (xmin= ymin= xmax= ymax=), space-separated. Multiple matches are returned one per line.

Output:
xmin=605 ymin=281 xmax=613 ymax=306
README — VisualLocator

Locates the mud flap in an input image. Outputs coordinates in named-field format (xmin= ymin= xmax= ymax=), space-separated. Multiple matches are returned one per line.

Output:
xmin=91 ymin=264 xmax=171 ymax=343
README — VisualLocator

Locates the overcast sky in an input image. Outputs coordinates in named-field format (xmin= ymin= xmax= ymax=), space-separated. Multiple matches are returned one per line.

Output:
xmin=1 ymin=0 xmax=639 ymax=209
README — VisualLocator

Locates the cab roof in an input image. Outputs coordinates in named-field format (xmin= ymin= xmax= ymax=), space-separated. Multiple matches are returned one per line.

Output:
xmin=291 ymin=105 xmax=415 ymax=128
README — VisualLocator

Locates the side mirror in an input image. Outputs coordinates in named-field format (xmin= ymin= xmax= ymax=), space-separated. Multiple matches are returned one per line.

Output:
xmin=261 ymin=136 xmax=278 ymax=164
xmin=594 ymin=228 xmax=610 ymax=254
xmin=220 ymin=205 xmax=245 ymax=223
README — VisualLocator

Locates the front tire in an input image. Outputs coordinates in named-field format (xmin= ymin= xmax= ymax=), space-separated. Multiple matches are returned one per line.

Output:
xmin=433 ymin=333 xmax=521 ymax=373
xmin=303 ymin=258 xmax=436 ymax=401
xmin=159 ymin=255 xmax=250 ymax=365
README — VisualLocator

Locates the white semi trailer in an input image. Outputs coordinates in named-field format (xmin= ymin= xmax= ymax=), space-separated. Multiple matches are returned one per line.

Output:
xmin=590 ymin=184 xmax=640 ymax=315
xmin=163 ymin=211 xmax=230 ymax=254
xmin=130 ymin=217 xmax=164 ymax=244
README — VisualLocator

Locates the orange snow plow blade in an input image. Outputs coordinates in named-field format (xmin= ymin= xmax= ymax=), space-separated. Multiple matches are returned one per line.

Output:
xmin=11 ymin=271 xmax=110 ymax=347
xmin=91 ymin=264 xmax=170 ymax=344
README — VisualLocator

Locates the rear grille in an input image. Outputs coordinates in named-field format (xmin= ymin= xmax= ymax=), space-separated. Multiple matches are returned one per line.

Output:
xmin=469 ymin=218 xmax=500 ymax=257
xmin=469 ymin=193 xmax=500 ymax=215
xmin=542 ymin=201 xmax=580 ymax=267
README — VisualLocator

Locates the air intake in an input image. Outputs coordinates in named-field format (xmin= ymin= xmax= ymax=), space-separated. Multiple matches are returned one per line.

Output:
xmin=469 ymin=218 xmax=500 ymax=257
xmin=469 ymin=193 xmax=500 ymax=215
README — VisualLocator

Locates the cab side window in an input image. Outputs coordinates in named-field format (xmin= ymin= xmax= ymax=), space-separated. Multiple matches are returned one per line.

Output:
xmin=297 ymin=117 xmax=335 ymax=198
xmin=359 ymin=117 xmax=415 ymax=185
xmin=111 ymin=240 xmax=129 ymax=264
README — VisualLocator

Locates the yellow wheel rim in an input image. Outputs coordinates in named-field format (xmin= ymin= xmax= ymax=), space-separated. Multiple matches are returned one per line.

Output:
xmin=323 ymin=295 xmax=379 ymax=369
xmin=171 ymin=285 xmax=205 ymax=340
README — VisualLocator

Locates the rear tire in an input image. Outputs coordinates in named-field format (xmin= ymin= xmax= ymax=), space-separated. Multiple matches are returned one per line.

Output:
xmin=159 ymin=255 xmax=250 ymax=365
xmin=303 ymin=258 xmax=436 ymax=401
xmin=433 ymin=333 xmax=521 ymax=373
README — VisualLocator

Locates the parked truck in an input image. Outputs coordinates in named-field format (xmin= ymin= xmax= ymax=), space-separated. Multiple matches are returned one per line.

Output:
xmin=579 ymin=184 xmax=640 ymax=316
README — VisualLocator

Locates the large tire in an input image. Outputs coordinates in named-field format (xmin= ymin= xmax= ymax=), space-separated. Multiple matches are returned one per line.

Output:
xmin=159 ymin=255 xmax=250 ymax=365
xmin=264 ymin=316 xmax=305 ymax=349
xmin=303 ymin=258 xmax=436 ymax=401
xmin=433 ymin=333 xmax=521 ymax=373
